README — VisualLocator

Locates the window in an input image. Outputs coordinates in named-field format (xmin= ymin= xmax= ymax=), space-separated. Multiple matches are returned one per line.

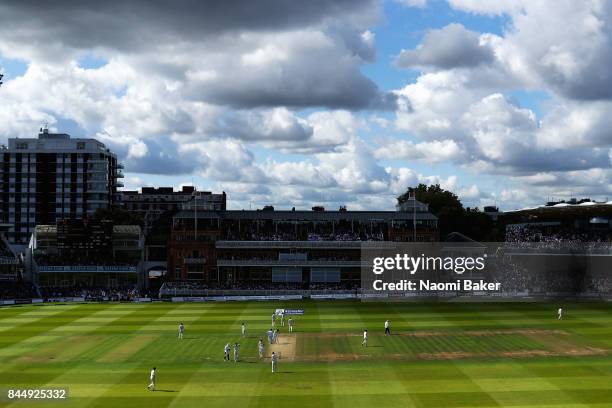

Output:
xmin=76 ymin=142 xmax=86 ymax=150
xmin=16 ymin=143 xmax=28 ymax=150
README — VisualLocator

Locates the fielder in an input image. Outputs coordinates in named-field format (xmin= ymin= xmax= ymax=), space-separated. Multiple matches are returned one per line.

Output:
xmin=288 ymin=317 xmax=294 ymax=332
xmin=147 ymin=367 xmax=156 ymax=391
xmin=271 ymin=352 xmax=278 ymax=373
xmin=178 ymin=322 xmax=185 ymax=339
xmin=558 ymin=307 xmax=564 ymax=320
xmin=224 ymin=343 xmax=231 ymax=361
xmin=241 ymin=321 xmax=247 ymax=337
xmin=280 ymin=311 xmax=285 ymax=326
xmin=258 ymin=338 xmax=265 ymax=359
xmin=233 ymin=343 xmax=240 ymax=362
xmin=267 ymin=328 xmax=274 ymax=344
xmin=384 ymin=320 xmax=390 ymax=336
xmin=272 ymin=329 xmax=279 ymax=344
xmin=271 ymin=313 xmax=276 ymax=327
xmin=362 ymin=330 xmax=368 ymax=347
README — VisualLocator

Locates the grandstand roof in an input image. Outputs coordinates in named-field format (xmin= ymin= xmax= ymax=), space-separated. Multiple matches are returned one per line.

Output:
xmin=503 ymin=201 xmax=612 ymax=221
xmin=173 ymin=210 xmax=437 ymax=221
xmin=506 ymin=202 xmax=612 ymax=212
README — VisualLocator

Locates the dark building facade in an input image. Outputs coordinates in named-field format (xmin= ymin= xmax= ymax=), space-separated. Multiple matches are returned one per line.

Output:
xmin=121 ymin=187 xmax=226 ymax=220
xmin=121 ymin=186 xmax=195 ymax=219
xmin=168 ymin=202 xmax=438 ymax=286
xmin=1 ymin=128 xmax=122 ymax=244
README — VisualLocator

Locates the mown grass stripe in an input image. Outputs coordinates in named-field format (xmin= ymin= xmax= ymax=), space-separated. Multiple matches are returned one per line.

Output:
xmin=0 ymin=301 xmax=610 ymax=408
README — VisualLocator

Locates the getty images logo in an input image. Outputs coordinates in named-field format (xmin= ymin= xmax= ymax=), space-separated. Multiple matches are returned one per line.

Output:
xmin=372 ymin=253 xmax=487 ymax=276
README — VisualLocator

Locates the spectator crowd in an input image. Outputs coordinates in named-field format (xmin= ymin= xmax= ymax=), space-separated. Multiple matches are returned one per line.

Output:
xmin=38 ymin=285 xmax=150 ymax=301
xmin=505 ymin=225 xmax=612 ymax=251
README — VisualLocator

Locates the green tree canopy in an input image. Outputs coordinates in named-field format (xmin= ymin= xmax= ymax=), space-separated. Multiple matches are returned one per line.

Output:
xmin=397 ymin=184 xmax=496 ymax=241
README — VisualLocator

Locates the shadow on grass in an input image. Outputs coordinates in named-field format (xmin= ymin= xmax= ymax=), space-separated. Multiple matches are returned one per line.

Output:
xmin=152 ymin=389 xmax=178 ymax=393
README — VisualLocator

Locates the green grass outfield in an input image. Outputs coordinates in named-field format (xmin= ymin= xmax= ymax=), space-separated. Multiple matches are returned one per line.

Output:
xmin=0 ymin=301 xmax=611 ymax=407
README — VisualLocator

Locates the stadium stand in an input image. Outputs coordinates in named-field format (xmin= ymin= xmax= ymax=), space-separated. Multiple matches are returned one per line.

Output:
xmin=28 ymin=221 xmax=143 ymax=290
xmin=4 ymin=198 xmax=611 ymax=301
xmin=0 ymin=281 xmax=37 ymax=300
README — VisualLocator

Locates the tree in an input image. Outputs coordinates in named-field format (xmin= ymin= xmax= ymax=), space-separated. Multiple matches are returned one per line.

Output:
xmin=457 ymin=207 xmax=496 ymax=241
xmin=397 ymin=183 xmax=462 ymax=215
xmin=397 ymin=184 xmax=495 ymax=241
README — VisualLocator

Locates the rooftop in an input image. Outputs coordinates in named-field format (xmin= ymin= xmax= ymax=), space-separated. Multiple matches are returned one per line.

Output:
xmin=173 ymin=209 xmax=437 ymax=221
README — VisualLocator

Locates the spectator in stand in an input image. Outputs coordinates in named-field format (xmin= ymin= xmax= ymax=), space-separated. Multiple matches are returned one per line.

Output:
xmin=0 ymin=281 xmax=37 ymax=300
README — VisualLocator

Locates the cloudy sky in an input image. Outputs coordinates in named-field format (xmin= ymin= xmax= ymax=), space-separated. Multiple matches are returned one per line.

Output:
xmin=0 ymin=0 xmax=611 ymax=211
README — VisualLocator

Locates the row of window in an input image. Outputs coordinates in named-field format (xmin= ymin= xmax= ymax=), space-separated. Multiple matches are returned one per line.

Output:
xmin=5 ymin=152 xmax=111 ymax=159
xmin=6 ymin=209 xmax=105 ymax=223
xmin=5 ymin=201 xmax=109 ymax=208
xmin=15 ymin=141 xmax=90 ymax=150
xmin=5 ymin=179 xmax=108 ymax=184
xmin=3 ymin=193 xmax=110 ymax=199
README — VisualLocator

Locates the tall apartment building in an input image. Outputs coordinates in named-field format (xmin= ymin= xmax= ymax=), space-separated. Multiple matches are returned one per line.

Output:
xmin=0 ymin=128 xmax=123 ymax=244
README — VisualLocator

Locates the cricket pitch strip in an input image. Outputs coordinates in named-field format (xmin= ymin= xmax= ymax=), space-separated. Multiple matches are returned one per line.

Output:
xmin=266 ymin=329 xmax=606 ymax=363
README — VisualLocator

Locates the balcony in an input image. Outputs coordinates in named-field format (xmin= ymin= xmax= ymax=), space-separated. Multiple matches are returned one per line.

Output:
xmin=116 ymin=170 xmax=124 ymax=178
xmin=117 ymin=163 xmax=124 ymax=169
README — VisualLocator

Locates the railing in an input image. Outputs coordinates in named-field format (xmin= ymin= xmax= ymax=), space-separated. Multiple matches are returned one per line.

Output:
xmin=215 ymin=241 xmax=395 ymax=249
xmin=159 ymin=288 xmax=360 ymax=297
xmin=37 ymin=265 xmax=138 ymax=273
xmin=0 ymin=257 xmax=19 ymax=265
xmin=216 ymin=259 xmax=364 ymax=267
xmin=159 ymin=288 xmax=610 ymax=298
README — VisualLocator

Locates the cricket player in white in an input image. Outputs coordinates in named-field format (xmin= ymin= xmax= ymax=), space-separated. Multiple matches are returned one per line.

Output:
xmin=558 ymin=307 xmax=564 ymax=320
xmin=271 ymin=352 xmax=278 ymax=373
xmin=241 ymin=321 xmax=246 ymax=337
xmin=258 ymin=338 xmax=265 ymax=359
xmin=271 ymin=313 xmax=276 ymax=327
xmin=178 ymin=322 xmax=185 ymax=339
xmin=288 ymin=317 xmax=294 ymax=332
xmin=147 ymin=367 xmax=156 ymax=391
xmin=224 ymin=343 xmax=231 ymax=361
xmin=362 ymin=330 xmax=368 ymax=347
xmin=267 ymin=328 xmax=274 ymax=344
xmin=280 ymin=311 xmax=285 ymax=326
xmin=384 ymin=320 xmax=390 ymax=336
xmin=234 ymin=343 xmax=240 ymax=362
